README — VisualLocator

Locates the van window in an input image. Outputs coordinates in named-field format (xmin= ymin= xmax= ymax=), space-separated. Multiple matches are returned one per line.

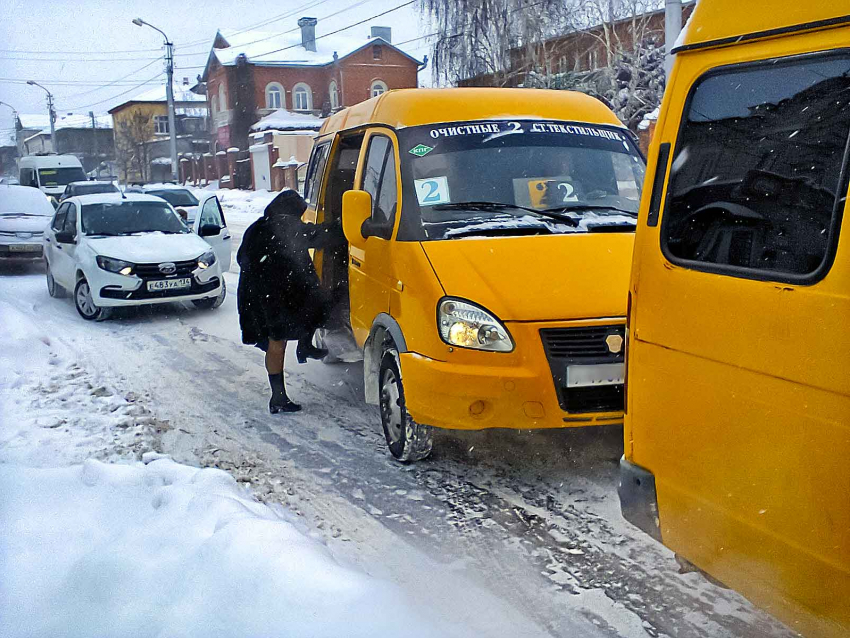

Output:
xmin=38 ymin=167 xmax=87 ymax=187
xmin=361 ymin=135 xmax=397 ymax=238
xmin=662 ymin=52 xmax=850 ymax=281
xmin=20 ymin=168 xmax=37 ymax=188
xmin=304 ymin=142 xmax=331 ymax=204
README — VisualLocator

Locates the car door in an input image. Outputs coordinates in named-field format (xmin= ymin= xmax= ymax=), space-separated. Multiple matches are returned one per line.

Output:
xmin=193 ymin=194 xmax=232 ymax=272
xmin=51 ymin=202 xmax=78 ymax=288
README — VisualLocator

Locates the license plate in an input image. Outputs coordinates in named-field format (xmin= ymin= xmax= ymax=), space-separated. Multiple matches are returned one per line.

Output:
xmin=566 ymin=363 xmax=624 ymax=388
xmin=147 ymin=278 xmax=191 ymax=291
xmin=9 ymin=244 xmax=41 ymax=252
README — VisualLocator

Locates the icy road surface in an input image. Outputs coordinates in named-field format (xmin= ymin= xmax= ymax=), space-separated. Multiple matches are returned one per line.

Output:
xmin=0 ymin=196 xmax=794 ymax=638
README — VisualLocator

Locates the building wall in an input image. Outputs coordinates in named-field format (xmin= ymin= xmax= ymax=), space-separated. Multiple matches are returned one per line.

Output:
xmin=337 ymin=44 xmax=418 ymax=105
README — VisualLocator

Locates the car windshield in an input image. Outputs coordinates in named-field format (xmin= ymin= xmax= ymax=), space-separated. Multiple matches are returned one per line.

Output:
xmin=397 ymin=120 xmax=645 ymax=240
xmin=147 ymin=189 xmax=199 ymax=207
xmin=38 ymin=167 xmax=87 ymax=187
xmin=72 ymin=183 xmax=119 ymax=196
xmin=81 ymin=201 xmax=189 ymax=236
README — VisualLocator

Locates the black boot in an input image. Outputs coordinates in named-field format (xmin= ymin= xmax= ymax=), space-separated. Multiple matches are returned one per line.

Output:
xmin=268 ymin=373 xmax=301 ymax=414
xmin=296 ymin=334 xmax=328 ymax=364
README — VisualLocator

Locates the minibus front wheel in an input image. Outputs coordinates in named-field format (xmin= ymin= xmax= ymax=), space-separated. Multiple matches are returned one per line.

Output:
xmin=379 ymin=351 xmax=433 ymax=463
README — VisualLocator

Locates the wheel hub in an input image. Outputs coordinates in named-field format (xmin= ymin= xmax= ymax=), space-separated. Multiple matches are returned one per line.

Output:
xmin=380 ymin=369 xmax=403 ymax=444
xmin=77 ymin=282 xmax=95 ymax=316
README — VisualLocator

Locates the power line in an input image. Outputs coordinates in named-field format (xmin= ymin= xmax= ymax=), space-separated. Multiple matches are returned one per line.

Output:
xmin=60 ymin=72 xmax=165 ymax=111
xmin=54 ymin=58 xmax=165 ymax=100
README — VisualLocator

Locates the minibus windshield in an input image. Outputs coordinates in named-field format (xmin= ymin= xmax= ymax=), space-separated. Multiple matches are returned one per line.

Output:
xmin=38 ymin=167 xmax=87 ymax=187
xmin=397 ymin=120 xmax=645 ymax=240
xmin=81 ymin=201 xmax=189 ymax=236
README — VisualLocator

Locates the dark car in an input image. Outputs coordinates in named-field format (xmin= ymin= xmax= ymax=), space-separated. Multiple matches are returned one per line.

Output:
xmin=59 ymin=180 xmax=120 ymax=202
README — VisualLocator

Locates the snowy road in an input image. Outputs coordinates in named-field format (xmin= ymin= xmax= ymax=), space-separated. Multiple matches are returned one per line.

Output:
xmin=0 ymin=201 xmax=794 ymax=638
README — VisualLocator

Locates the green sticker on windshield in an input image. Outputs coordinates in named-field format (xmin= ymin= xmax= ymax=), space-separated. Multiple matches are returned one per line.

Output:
xmin=409 ymin=144 xmax=433 ymax=157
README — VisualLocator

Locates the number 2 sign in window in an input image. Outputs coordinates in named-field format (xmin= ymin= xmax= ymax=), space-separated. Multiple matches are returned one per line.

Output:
xmin=414 ymin=176 xmax=450 ymax=206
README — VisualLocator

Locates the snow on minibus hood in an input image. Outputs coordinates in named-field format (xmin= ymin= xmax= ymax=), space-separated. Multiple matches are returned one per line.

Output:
xmin=422 ymin=231 xmax=634 ymax=322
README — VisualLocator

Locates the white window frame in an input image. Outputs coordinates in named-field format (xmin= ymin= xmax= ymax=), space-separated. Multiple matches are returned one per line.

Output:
xmin=370 ymin=80 xmax=388 ymax=98
xmin=218 ymin=83 xmax=227 ymax=111
xmin=154 ymin=115 xmax=169 ymax=135
xmin=265 ymin=82 xmax=284 ymax=109
xmin=329 ymin=80 xmax=339 ymax=110
xmin=292 ymin=83 xmax=312 ymax=111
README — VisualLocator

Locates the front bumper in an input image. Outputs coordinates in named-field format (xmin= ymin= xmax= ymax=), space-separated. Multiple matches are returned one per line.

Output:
xmin=400 ymin=319 xmax=625 ymax=431
xmin=92 ymin=267 xmax=221 ymax=307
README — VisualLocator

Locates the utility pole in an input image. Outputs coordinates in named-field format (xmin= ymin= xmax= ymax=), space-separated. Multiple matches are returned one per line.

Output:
xmin=133 ymin=18 xmax=179 ymax=182
xmin=26 ymin=81 xmax=56 ymax=153
xmin=90 ymin=111 xmax=98 ymax=176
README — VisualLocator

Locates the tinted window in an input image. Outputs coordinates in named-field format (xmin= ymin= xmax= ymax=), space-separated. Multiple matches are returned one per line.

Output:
xmin=199 ymin=198 xmax=225 ymax=228
xmin=376 ymin=149 xmax=397 ymax=224
xmin=71 ymin=183 xmax=119 ymax=197
xmin=52 ymin=203 xmax=69 ymax=231
xmin=662 ymin=53 xmax=850 ymax=281
xmin=362 ymin=136 xmax=390 ymax=211
xmin=147 ymin=189 xmax=198 ymax=207
xmin=304 ymin=142 xmax=331 ymax=204
xmin=63 ymin=203 xmax=77 ymax=236
xmin=38 ymin=167 xmax=87 ymax=187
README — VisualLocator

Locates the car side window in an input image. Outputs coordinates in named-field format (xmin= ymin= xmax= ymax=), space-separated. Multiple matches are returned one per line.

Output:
xmin=360 ymin=135 xmax=397 ymax=239
xmin=375 ymin=147 xmax=397 ymax=225
xmin=304 ymin=142 xmax=331 ymax=204
xmin=200 ymin=198 xmax=224 ymax=228
xmin=661 ymin=51 xmax=850 ymax=283
xmin=52 ymin=203 xmax=69 ymax=231
xmin=62 ymin=203 xmax=78 ymax=237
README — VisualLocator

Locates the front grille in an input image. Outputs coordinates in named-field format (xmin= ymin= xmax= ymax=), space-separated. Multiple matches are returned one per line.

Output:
xmin=134 ymin=258 xmax=198 ymax=279
xmin=540 ymin=324 xmax=625 ymax=414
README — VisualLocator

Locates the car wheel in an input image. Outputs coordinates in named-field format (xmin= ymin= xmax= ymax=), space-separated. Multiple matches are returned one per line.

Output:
xmin=379 ymin=350 xmax=433 ymax=463
xmin=74 ymin=278 xmax=109 ymax=321
xmin=46 ymin=262 xmax=66 ymax=298
xmin=192 ymin=278 xmax=226 ymax=310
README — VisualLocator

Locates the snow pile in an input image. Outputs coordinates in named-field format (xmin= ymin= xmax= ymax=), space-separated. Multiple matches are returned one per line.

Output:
xmin=251 ymin=109 xmax=324 ymax=133
xmin=0 ymin=459 xmax=440 ymax=638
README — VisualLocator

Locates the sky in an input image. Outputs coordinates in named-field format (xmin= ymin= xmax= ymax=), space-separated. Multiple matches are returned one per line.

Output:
xmin=0 ymin=0 xmax=432 ymax=134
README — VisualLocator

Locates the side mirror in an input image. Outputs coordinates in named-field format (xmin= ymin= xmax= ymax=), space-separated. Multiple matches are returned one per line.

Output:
xmin=199 ymin=223 xmax=221 ymax=237
xmin=55 ymin=231 xmax=75 ymax=244
xmin=342 ymin=190 xmax=372 ymax=247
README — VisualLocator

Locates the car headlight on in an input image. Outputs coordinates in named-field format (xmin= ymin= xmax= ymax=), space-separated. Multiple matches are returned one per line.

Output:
xmin=438 ymin=298 xmax=513 ymax=352
xmin=197 ymin=250 xmax=216 ymax=269
xmin=96 ymin=255 xmax=134 ymax=276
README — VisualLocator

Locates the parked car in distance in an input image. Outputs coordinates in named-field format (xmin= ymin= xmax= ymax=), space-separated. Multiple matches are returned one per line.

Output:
xmin=42 ymin=193 xmax=225 ymax=320
xmin=18 ymin=154 xmax=87 ymax=198
xmin=125 ymin=184 xmax=201 ymax=224
xmin=59 ymin=180 xmax=119 ymax=202
xmin=0 ymin=184 xmax=55 ymax=262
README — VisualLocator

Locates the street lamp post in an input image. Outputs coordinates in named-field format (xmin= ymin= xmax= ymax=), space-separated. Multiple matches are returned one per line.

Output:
xmin=132 ymin=18 xmax=178 ymax=182
xmin=26 ymin=81 xmax=56 ymax=152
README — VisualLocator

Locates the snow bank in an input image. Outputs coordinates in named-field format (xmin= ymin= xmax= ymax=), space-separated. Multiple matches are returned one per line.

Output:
xmin=0 ymin=459 xmax=441 ymax=638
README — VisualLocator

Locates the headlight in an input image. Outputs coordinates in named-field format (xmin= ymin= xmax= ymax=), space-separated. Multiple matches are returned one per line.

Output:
xmin=438 ymin=298 xmax=513 ymax=352
xmin=197 ymin=250 xmax=216 ymax=269
xmin=96 ymin=255 xmax=134 ymax=276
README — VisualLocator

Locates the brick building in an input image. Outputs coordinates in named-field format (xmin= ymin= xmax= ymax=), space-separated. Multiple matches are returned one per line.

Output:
xmin=200 ymin=17 xmax=423 ymax=152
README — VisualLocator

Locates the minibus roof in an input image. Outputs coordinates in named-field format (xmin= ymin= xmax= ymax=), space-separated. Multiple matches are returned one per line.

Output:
xmin=319 ymin=88 xmax=625 ymax=136
xmin=19 ymin=154 xmax=84 ymax=169
xmin=673 ymin=1 xmax=849 ymax=53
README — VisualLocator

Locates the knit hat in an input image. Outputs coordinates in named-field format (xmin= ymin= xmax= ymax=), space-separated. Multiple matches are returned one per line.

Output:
xmin=264 ymin=189 xmax=309 ymax=217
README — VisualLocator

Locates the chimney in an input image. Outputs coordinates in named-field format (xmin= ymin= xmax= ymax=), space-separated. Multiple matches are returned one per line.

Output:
xmin=298 ymin=17 xmax=318 ymax=52
xmin=370 ymin=26 xmax=392 ymax=44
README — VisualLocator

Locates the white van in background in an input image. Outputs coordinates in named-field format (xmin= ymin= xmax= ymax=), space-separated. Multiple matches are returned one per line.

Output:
xmin=19 ymin=155 xmax=87 ymax=198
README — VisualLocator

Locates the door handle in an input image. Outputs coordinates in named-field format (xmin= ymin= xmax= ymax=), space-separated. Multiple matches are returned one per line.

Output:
xmin=56 ymin=244 xmax=63 ymax=250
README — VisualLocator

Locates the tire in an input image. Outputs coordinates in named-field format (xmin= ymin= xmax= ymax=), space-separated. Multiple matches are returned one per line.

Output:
xmin=74 ymin=278 xmax=109 ymax=321
xmin=192 ymin=278 xmax=226 ymax=310
xmin=379 ymin=350 xmax=433 ymax=463
xmin=46 ymin=262 xmax=66 ymax=298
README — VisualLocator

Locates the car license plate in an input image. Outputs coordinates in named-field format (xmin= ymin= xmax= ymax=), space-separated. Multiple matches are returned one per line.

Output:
xmin=566 ymin=363 xmax=624 ymax=388
xmin=9 ymin=244 xmax=41 ymax=252
xmin=147 ymin=278 xmax=191 ymax=291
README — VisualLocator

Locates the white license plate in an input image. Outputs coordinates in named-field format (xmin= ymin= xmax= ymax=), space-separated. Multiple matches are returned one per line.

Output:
xmin=9 ymin=244 xmax=41 ymax=252
xmin=147 ymin=278 xmax=191 ymax=291
xmin=566 ymin=363 xmax=624 ymax=388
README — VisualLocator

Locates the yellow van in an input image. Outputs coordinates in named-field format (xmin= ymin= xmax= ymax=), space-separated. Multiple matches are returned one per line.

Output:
xmin=618 ymin=2 xmax=850 ymax=637
xmin=302 ymin=88 xmax=646 ymax=461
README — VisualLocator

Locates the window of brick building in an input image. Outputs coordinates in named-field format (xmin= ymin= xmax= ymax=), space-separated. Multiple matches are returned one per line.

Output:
xmin=372 ymin=44 xmax=382 ymax=60
xmin=154 ymin=116 xmax=169 ymax=135
xmin=265 ymin=83 xmax=284 ymax=109
xmin=293 ymin=83 xmax=313 ymax=111
xmin=370 ymin=80 xmax=388 ymax=98
xmin=329 ymin=81 xmax=339 ymax=110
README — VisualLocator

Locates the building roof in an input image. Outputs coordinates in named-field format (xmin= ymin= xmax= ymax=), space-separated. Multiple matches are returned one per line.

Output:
xmin=17 ymin=114 xmax=51 ymax=130
xmin=17 ymin=112 xmax=112 ymax=139
xmin=320 ymin=88 xmax=625 ymax=135
xmin=108 ymin=83 xmax=207 ymax=114
xmin=202 ymin=26 xmax=421 ymax=79
xmin=251 ymin=109 xmax=324 ymax=133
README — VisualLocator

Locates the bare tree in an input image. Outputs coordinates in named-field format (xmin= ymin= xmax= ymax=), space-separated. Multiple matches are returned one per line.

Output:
xmin=114 ymin=111 xmax=153 ymax=183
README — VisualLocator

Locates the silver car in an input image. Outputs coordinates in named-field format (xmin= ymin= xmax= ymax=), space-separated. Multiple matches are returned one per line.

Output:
xmin=0 ymin=185 xmax=54 ymax=262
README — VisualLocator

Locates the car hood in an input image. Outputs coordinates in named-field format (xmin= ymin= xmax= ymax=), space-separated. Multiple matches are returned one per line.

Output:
xmin=421 ymin=233 xmax=634 ymax=322
xmin=87 ymin=233 xmax=211 ymax=263
xmin=0 ymin=215 xmax=51 ymax=234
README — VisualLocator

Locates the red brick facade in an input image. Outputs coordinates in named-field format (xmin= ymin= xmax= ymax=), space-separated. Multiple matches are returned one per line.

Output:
xmin=205 ymin=41 xmax=420 ymax=150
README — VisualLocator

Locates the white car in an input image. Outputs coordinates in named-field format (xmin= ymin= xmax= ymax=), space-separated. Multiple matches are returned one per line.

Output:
xmin=0 ymin=184 xmax=54 ymax=262
xmin=43 ymin=193 xmax=226 ymax=320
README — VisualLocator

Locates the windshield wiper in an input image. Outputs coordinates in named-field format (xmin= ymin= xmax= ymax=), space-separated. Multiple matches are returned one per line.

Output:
xmin=542 ymin=204 xmax=638 ymax=218
xmin=432 ymin=201 xmax=578 ymax=227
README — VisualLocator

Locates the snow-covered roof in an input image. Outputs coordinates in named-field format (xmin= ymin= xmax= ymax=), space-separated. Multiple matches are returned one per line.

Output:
xmin=151 ymin=157 xmax=173 ymax=166
xmin=251 ymin=108 xmax=324 ymax=133
xmin=0 ymin=128 xmax=15 ymax=148
xmin=122 ymin=83 xmax=207 ymax=105
xmin=17 ymin=114 xmax=51 ymax=130
xmin=17 ymin=112 xmax=112 ymax=137
xmin=174 ymin=107 xmax=206 ymax=117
